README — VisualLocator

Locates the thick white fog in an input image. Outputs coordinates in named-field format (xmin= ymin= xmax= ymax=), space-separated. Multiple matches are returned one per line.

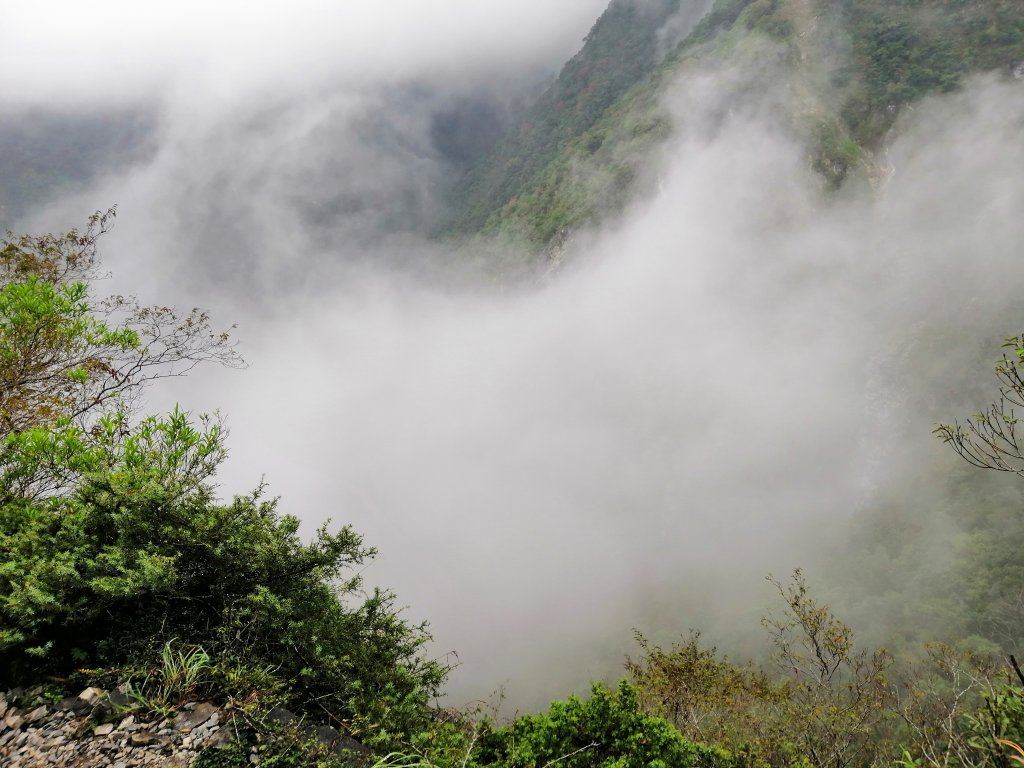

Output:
xmin=3 ymin=0 xmax=609 ymax=106
xmin=5 ymin=2 xmax=1024 ymax=709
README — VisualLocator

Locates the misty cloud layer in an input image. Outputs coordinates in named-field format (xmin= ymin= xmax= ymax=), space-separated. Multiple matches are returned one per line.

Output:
xmin=5 ymin=2 xmax=1024 ymax=709
xmin=170 ymin=75 xmax=1024 ymax=706
xmin=3 ymin=0 xmax=609 ymax=108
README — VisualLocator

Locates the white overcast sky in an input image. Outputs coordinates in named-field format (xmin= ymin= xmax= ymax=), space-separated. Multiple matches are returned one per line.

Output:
xmin=2 ymin=1 xmax=610 ymax=108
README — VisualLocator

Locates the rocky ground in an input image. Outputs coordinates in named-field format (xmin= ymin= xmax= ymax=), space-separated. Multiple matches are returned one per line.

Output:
xmin=0 ymin=686 xmax=364 ymax=767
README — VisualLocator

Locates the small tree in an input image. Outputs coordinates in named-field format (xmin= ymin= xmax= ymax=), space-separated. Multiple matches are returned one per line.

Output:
xmin=627 ymin=630 xmax=782 ymax=754
xmin=932 ymin=335 xmax=1024 ymax=766
xmin=0 ymin=208 xmax=242 ymax=440
xmin=762 ymin=570 xmax=894 ymax=768
xmin=630 ymin=575 xmax=895 ymax=768
xmin=895 ymin=640 xmax=1009 ymax=768
xmin=935 ymin=334 xmax=1024 ymax=476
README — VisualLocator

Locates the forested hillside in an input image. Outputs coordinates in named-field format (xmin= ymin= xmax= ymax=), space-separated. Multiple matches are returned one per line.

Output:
xmin=4 ymin=0 xmax=1024 ymax=766
xmin=445 ymin=0 xmax=1024 ymax=248
xmin=0 ymin=111 xmax=152 ymax=231
xmin=444 ymin=0 xmax=699 ymax=241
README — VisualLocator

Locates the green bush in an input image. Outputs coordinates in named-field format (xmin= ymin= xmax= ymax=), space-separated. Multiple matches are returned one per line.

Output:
xmin=0 ymin=217 xmax=446 ymax=745
xmin=472 ymin=681 xmax=744 ymax=768
xmin=0 ymin=407 xmax=444 ymax=738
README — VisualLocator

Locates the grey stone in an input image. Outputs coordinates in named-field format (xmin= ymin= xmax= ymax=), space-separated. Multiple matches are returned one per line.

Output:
xmin=0 ymin=697 xmax=246 ymax=766
xmin=77 ymin=687 xmax=103 ymax=706
xmin=129 ymin=731 xmax=169 ymax=748
xmin=91 ymin=700 xmax=115 ymax=721
xmin=336 ymin=733 xmax=371 ymax=755
xmin=313 ymin=724 xmax=341 ymax=748
xmin=56 ymin=695 xmax=92 ymax=716
xmin=25 ymin=706 xmax=47 ymax=724
xmin=265 ymin=707 xmax=299 ymax=727
xmin=205 ymin=726 xmax=234 ymax=749
xmin=174 ymin=702 xmax=218 ymax=732
xmin=107 ymin=688 xmax=131 ymax=709
xmin=312 ymin=724 xmax=370 ymax=755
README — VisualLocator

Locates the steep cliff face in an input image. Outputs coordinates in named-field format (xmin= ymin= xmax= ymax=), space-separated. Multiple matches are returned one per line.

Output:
xmin=444 ymin=0 xmax=1024 ymax=250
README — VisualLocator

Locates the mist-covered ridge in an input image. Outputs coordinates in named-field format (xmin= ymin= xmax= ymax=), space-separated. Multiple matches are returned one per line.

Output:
xmin=3 ymin=0 xmax=1024 ymax=765
xmin=444 ymin=0 xmax=1024 ymax=250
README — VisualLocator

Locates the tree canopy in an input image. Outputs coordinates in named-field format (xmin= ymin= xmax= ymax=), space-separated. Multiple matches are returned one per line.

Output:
xmin=0 ymin=208 xmax=242 ymax=439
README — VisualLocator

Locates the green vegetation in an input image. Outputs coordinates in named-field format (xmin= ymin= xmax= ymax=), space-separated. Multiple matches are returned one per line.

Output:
xmin=444 ymin=0 xmax=1024 ymax=250
xmin=628 ymin=571 xmax=898 ymax=768
xmin=444 ymin=0 xmax=689 ymax=244
xmin=12 ymin=210 xmax=1024 ymax=764
xmin=4 ymin=4 xmax=1024 ymax=766
xmin=839 ymin=0 xmax=1024 ymax=146
xmin=0 ymin=213 xmax=445 ymax=751
xmin=935 ymin=334 xmax=1024 ymax=479
xmin=472 ymin=682 xmax=742 ymax=768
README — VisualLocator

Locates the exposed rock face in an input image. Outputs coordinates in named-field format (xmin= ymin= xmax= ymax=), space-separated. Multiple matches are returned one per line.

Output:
xmin=0 ymin=687 xmax=236 ymax=767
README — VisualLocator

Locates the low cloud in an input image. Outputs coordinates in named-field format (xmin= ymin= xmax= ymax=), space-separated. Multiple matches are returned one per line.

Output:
xmin=6 ymin=3 xmax=1024 ymax=710
xmin=3 ymin=0 xmax=608 ymax=109
xmin=142 ymin=73 xmax=1024 ymax=706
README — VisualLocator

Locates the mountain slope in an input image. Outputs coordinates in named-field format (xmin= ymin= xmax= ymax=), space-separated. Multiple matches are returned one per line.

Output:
xmin=446 ymin=0 xmax=1024 ymax=250
xmin=0 ymin=110 xmax=153 ymax=231
xmin=444 ymin=0 xmax=711 ymax=242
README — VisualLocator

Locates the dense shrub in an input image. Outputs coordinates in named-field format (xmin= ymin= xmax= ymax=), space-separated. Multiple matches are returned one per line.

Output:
xmin=0 ymin=217 xmax=446 ymax=745
xmin=472 ymin=681 xmax=744 ymax=768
